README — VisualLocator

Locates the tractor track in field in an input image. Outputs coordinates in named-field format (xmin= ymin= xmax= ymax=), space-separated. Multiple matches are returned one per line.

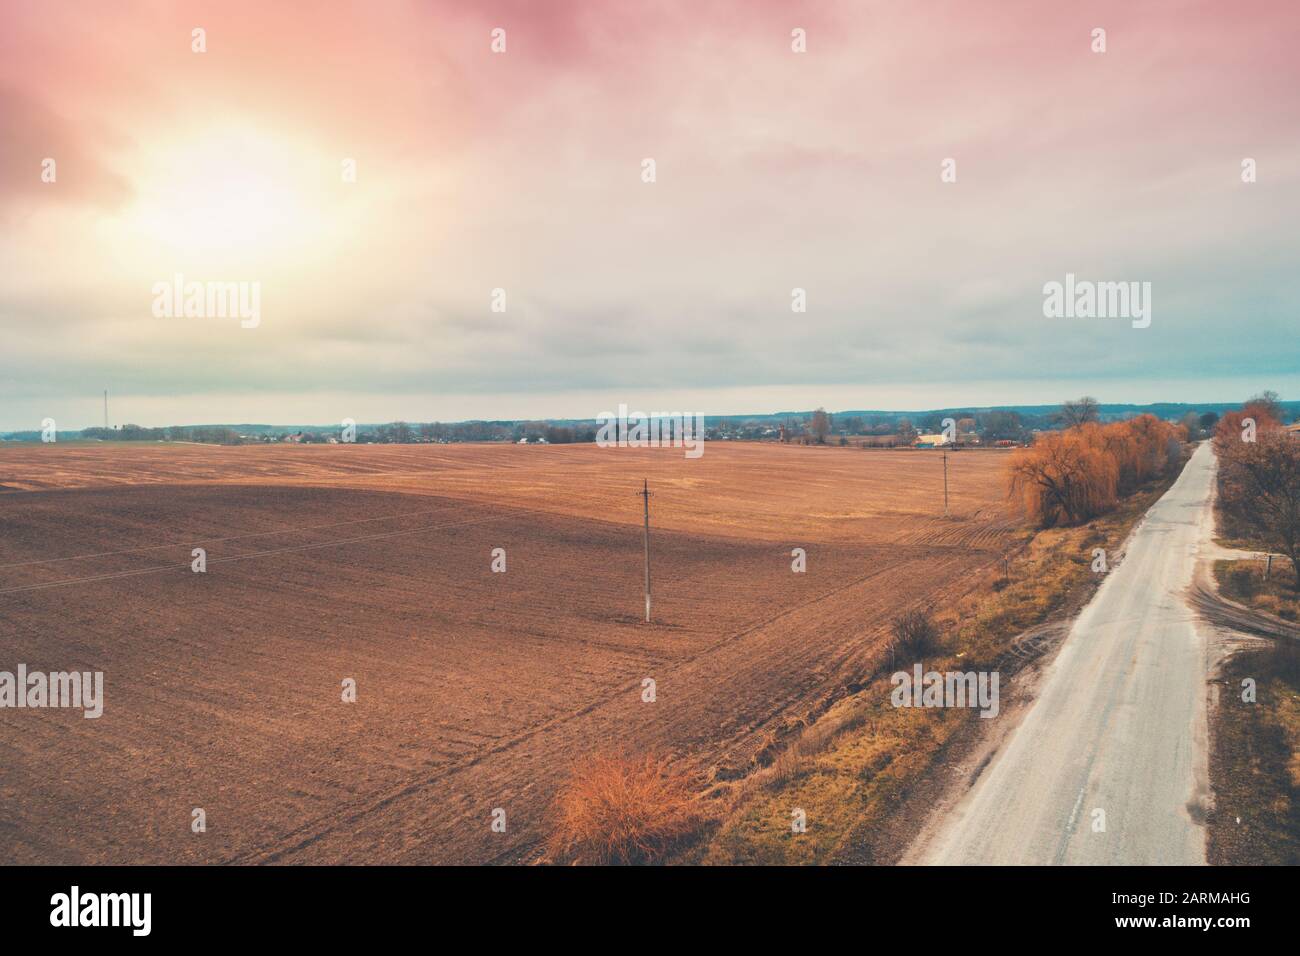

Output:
xmin=221 ymin=553 xmax=985 ymax=865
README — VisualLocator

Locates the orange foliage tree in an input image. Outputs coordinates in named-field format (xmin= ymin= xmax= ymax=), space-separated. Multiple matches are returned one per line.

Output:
xmin=1213 ymin=403 xmax=1279 ymax=458
xmin=1008 ymin=414 xmax=1185 ymax=528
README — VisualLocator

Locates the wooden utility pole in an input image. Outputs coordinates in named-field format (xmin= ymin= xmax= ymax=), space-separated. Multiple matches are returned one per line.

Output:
xmin=943 ymin=448 xmax=949 ymax=516
xmin=639 ymin=479 xmax=652 ymax=623
xmin=103 ymin=390 xmax=108 ymax=429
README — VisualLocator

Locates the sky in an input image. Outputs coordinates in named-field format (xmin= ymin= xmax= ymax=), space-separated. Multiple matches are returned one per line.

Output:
xmin=2 ymin=0 xmax=1298 ymax=430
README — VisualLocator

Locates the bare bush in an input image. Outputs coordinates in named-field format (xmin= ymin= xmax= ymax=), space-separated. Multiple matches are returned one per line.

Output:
xmin=889 ymin=609 xmax=941 ymax=667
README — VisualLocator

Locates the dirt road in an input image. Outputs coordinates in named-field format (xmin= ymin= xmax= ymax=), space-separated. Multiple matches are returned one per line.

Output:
xmin=916 ymin=442 xmax=1217 ymax=865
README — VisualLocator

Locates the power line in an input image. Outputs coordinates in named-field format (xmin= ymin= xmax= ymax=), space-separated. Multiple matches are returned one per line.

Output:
xmin=638 ymin=478 xmax=652 ymax=623
xmin=942 ymin=447 xmax=950 ymax=516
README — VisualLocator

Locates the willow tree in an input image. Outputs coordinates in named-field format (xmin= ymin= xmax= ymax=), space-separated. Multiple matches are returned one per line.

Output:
xmin=1007 ymin=429 xmax=1118 ymax=527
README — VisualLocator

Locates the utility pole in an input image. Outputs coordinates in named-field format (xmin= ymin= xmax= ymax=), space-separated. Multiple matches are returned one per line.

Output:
xmin=639 ymin=479 xmax=652 ymax=623
xmin=103 ymin=390 xmax=108 ymax=429
xmin=943 ymin=447 xmax=949 ymax=517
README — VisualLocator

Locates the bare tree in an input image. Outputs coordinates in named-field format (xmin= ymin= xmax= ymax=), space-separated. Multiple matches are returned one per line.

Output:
xmin=1055 ymin=396 xmax=1101 ymax=429
xmin=1247 ymin=390 xmax=1284 ymax=424
xmin=809 ymin=408 xmax=831 ymax=444
xmin=978 ymin=410 xmax=1022 ymax=442
xmin=1221 ymin=432 xmax=1300 ymax=590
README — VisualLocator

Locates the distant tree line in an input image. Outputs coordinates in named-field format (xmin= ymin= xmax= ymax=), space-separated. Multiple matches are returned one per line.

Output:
xmin=766 ymin=408 xmax=1041 ymax=446
xmin=29 ymin=421 xmax=603 ymax=446
xmin=81 ymin=425 xmax=243 ymax=444
xmin=349 ymin=421 xmax=598 ymax=444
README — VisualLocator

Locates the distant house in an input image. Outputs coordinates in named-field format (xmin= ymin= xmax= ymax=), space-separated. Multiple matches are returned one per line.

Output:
xmin=914 ymin=433 xmax=951 ymax=447
xmin=1285 ymin=422 xmax=1300 ymax=438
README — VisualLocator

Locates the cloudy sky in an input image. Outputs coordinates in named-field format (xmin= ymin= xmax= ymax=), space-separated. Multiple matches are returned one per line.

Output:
xmin=2 ymin=0 xmax=1297 ymax=429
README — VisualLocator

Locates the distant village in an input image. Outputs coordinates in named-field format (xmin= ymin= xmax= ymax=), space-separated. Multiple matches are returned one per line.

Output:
xmin=3 ymin=402 xmax=1273 ymax=448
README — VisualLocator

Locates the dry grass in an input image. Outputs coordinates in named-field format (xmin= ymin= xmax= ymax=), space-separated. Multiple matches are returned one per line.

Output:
xmin=1215 ymin=559 xmax=1300 ymax=622
xmin=546 ymin=753 xmax=710 ymax=865
xmin=1206 ymin=568 xmax=1300 ymax=863
xmin=1208 ymin=647 xmax=1300 ymax=864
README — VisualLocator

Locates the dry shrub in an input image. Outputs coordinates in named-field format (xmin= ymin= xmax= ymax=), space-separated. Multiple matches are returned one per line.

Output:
xmin=889 ymin=609 xmax=942 ymax=666
xmin=547 ymin=753 xmax=706 ymax=865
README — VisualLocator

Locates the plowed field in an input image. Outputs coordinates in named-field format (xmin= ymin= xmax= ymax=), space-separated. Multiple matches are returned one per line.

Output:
xmin=0 ymin=441 xmax=1015 ymax=863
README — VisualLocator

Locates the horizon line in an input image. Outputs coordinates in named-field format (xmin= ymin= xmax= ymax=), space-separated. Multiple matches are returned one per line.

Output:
xmin=4 ymin=395 xmax=1289 ymax=435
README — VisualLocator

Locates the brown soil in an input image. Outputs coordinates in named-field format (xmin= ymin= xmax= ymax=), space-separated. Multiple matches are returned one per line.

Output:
xmin=0 ymin=442 xmax=1014 ymax=863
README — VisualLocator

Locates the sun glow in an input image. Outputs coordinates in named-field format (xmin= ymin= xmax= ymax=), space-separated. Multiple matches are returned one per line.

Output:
xmin=122 ymin=125 xmax=323 ymax=259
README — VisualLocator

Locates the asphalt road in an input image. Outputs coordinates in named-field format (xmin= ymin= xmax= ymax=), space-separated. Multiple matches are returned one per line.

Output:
xmin=921 ymin=442 xmax=1216 ymax=865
